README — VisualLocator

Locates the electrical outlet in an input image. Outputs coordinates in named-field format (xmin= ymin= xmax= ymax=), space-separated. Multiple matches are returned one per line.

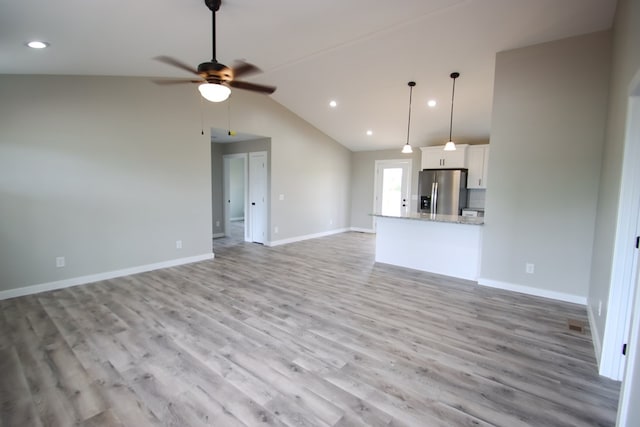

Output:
xmin=525 ymin=263 xmax=535 ymax=274
xmin=176 ymin=240 xmax=182 ymax=249
xmin=329 ymin=219 xmax=333 ymax=225
xmin=215 ymin=220 xmax=220 ymax=227
xmin=274 ymin=226 xmax=279 ymax=234
xmin=56 ymin=256 xmax=65 ymax=268
xmin=279 ymin=194 xmax=285 ymax=201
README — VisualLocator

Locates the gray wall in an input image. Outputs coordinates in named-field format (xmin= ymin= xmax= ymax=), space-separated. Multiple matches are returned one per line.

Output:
xmin=0 ymin=75 xmax=351 ymax=293
xmin=481 ymin=31 xmax=611 ymax=299
xmin=203 ymin=91 xmax=351 ymax=243
xmin=589 ymin=0 xmax=640 ymax=356
xmin=350 ymin=149 xmax=421 ymax=231
xmin=0 ymin=75 xmax=212 ymax=292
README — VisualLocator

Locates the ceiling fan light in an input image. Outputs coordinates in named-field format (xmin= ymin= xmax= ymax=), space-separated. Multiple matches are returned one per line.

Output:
xmin=402 ymin=143 xmax=413 ymax=154
xmin=198 ymin=83 xmax=231 ymax=102
xmin=444 ymin=141 xmax=457 ymax=151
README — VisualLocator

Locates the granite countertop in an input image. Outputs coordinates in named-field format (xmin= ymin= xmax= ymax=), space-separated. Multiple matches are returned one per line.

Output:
xmin=371 ymin=212 xmax=484 ymax=225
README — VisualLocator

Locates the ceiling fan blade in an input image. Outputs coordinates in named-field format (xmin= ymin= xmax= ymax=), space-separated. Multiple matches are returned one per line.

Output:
xmin=231 ymin=60 xmax=262 ymax=79
xmin=152 ymin=79 xmax=202 ymax=85
xmin=229 ymin=80 xmax=276 ymax=94
xmin=154 ymin=56 xmax=201 ymax=77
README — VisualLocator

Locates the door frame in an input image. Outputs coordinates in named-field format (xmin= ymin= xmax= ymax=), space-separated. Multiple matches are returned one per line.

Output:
xmin=223 ymin=153 xmax=249 ymax=241
xmin=601 ymin=70 xmax=640 ymax=381
xmin=614 ymin=69 xmax=640 ymax=424
xmin=372 ymin=159 xmax=413 ymax=231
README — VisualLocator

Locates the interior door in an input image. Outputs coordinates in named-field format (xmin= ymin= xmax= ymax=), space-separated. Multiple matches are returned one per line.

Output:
xmin=249 ymin=151 xmax=267 ymax=244
xmin=374 ymin=159 xmax=412 ymax=219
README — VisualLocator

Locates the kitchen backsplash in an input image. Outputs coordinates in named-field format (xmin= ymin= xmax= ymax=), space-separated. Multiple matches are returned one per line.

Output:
xmin=468 ymin=189 xmax=486 ymax=209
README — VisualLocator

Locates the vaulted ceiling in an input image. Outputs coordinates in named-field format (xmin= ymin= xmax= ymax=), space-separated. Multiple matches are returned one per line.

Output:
xmin=0 ymin=0 xmax=617 ymax=151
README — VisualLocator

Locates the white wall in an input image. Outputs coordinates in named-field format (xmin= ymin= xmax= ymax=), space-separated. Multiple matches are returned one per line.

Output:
xmin=480 ymin=31 xmax=611 ymax=302
xmin=0 ymin=75 xmax=213 ymax=293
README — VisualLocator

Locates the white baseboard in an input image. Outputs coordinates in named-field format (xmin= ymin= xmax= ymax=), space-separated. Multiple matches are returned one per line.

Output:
xmin=0 ymin=253 xmax=214 ymax=301
xmin=230 ymin=217 xmax=244 ymax=222
xmin=267 ymin=228 xmax=349 ymax=247
xmin=587 ymin=302 xmax=603 ymax=367
xmin=350 ymin=227 xmax=375 ymax=233
xmin=478 ymin=278 xmax=587 ymax=305
xmin=212 ymin=232 xmax=225 ymax=239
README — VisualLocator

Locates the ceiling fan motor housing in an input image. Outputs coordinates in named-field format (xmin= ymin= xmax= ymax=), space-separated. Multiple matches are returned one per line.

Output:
xmin=198 ymin=61 xmax=233 ymax=82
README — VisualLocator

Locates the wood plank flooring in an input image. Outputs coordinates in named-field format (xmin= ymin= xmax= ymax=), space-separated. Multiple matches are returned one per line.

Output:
xmin=1 ymin=232 xmax=620 ymax=426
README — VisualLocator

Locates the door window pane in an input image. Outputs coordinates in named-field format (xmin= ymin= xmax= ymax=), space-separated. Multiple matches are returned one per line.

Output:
xmin=381 ymin=168 xmax=402 ymax=216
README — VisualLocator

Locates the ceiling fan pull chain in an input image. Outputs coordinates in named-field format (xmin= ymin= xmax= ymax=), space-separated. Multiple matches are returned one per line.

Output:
xmin=200 ymin=95 xmax=205 ymax=135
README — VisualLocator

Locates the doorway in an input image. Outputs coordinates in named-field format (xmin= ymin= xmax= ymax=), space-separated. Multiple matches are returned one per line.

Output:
xmin=213 ymin=129 xmax=270 ymax=247
xmin=373 ymin=159 xmax=412 ymax=229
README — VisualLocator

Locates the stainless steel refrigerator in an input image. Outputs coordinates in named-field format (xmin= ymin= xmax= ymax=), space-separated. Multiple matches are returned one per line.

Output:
xmin=418 ymin=169 xmax=468 ymax=215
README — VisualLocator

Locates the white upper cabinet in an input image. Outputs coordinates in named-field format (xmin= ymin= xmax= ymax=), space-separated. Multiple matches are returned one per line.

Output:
xmin=466 ymin=144 xmax=490 ymax=189
xmin=420 ymin=144 xmax=468 ymax=169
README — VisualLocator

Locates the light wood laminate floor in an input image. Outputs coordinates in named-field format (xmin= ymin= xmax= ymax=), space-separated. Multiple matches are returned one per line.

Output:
xmin=1 ymin=232 xmax=619 ymax=426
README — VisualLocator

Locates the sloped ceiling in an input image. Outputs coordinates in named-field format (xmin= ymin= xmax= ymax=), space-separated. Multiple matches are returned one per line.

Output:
xmin=0 ymin=0 xmax=617 ymax=151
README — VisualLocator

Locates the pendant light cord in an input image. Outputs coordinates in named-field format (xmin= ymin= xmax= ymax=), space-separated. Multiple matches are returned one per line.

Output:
xmin=406 ymin=82 xmax=415 ymax=145
xmin=449 ymin=76 xmax=456 ymax=141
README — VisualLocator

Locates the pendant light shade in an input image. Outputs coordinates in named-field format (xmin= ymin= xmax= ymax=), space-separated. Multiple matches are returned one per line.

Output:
xmin=444 ymin=141 xmax=456 ymax=151
xmin=444 ymin=72 xmax=460 ymax=151
xmin=198 ymin=83 xmax=231 ymax=102
xmin=402 ymin=81 xmax=416 ymax=154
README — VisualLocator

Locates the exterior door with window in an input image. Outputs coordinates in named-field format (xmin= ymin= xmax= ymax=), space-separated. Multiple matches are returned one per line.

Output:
xmin=374 ymin=159 xmax=412 ymax=221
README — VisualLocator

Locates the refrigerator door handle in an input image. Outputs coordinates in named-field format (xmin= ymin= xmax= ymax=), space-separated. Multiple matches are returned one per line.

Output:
xmin=433 ymin=182 xmax=438 ymax=214
xmin=430 ymin=182 xmax=436 ymax=214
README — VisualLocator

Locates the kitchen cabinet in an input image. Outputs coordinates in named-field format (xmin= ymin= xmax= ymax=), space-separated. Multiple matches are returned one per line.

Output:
xmin=466 ymin=144 xmax=490 ymax=189
xmin=420 ymin=144 xmax=468 ymax=169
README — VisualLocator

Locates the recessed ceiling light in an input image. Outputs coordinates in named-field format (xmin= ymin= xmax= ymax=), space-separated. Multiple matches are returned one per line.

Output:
xmin=26 ymin=41 xmax=49 ymax=49
xmin=366 ymin=130 xmax=373 ymax=136
xmin=427 ymin=99 xmax=437 ymax=107
xmin=329 ymin=100 xmax=337 ymax=108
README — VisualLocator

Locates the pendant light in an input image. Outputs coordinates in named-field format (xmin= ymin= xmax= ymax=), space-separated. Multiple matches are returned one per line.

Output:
xmin=444 ymin=72 xmax=460 ymax=151
xmin=401 ymin=81 xmax=416 ymax=154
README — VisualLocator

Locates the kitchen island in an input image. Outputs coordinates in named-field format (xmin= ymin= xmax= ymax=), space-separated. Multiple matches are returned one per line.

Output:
xmin=372 ymin=213 xmax=483 ymax=281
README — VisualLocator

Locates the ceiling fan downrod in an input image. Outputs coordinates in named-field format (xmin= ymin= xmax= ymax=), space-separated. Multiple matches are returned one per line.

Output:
xmin=204 ymin=0 xmax=221 ymax=62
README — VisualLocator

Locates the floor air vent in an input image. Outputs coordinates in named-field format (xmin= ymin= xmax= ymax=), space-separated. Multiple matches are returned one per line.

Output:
xmin=568 ymin=319 xmax=585 ymax=333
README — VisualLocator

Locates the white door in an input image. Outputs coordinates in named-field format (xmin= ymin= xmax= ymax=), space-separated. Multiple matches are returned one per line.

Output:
xmin=249 ymin=151 xmax=267 ymax=244
xmin=374 ymin=159 xmax=412 ymax=220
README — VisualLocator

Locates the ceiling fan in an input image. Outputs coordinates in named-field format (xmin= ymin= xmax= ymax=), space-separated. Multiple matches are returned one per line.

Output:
xmin=154 ymin=0 xmax=276 ymax=102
